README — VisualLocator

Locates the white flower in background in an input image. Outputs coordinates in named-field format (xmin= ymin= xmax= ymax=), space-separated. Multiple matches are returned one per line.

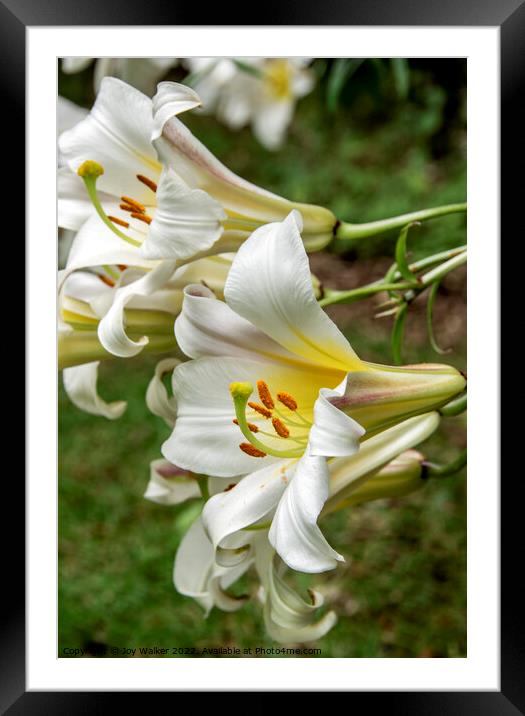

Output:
xmin=185 ymin=58 xmax=315 ymax=150
xmin=61 ymin=56 xmax=178 ymax=95
xmin=162 ymin=212 xmax=465 ymax=572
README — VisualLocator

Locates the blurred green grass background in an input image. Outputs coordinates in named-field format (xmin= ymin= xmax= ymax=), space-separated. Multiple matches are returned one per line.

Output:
xmin=59 ymin=59 xmax=466 ymax=658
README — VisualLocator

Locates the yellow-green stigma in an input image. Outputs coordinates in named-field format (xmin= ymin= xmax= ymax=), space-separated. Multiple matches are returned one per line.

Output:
xmin=77 ymin=160 xmax=105 ymax=179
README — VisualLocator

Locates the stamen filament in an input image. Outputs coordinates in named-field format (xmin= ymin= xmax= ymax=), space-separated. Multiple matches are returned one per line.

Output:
xmin=103 ymin=265 xmax=120 ymax=280
xmin=273 ymin=405 xmax=312 ymax=429
xmin=258 ymin=429 xmax=308 ymax=446
xmin=77 ymin=165 xmax=141 ymax=248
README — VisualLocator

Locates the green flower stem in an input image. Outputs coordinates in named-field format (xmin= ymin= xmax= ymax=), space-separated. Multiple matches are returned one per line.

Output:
xmin=392 ymin=246 xmax=467 ymax=280
xmin=58 ymin=331 xmax=177 ymax=370
xmin=319 ymin=248 xmax=467 ymax=308
xmin=419 ymin=250 xmax=467 ymax=287
xmin=319 ymin=281 xmax=417 ymax=307
xmin=335 ymin=203 xmax=467 ymax=240
xmin=422 ymin=448 xmax=467 ymax=478
xmin=196 ymin=476 xmax=210 ymax=501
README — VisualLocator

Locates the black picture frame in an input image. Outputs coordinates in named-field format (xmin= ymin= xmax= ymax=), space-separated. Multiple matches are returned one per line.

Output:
xmin=8 ymin=0 xmax=513 ymax=710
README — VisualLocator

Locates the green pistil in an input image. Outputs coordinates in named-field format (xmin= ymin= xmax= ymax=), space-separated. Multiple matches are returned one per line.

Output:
xmin=77 ymin=161 xmax=142 ymax=248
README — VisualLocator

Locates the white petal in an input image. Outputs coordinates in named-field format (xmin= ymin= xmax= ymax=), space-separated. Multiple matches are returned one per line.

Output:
xmin=208 ymin=575 xmax=249 ymax=612
xmin=291 ymin=68 xmax=315 ymax=98
xmin=62 ymin=361 xmax=126 ymax=419
xmin=57 ymin=97 xmax=89 ymax=166
xmin=224 ymin=212 xmax=363 ymax=372
xmin=151 ymin=81 xmax=202 ymax=140
xmin=97 ymin=259 xmax=177 ymax=357
xmin=202 ymin=460 xmax=294 ymax=549
xmin=175 ymin=284 xmax=313 ymax=366
xmin=173 ymin=516 xmax=215 ymax=613
xmin=152 ymin=82 xmax=289 ymax=208
xmin=140 ymin=168 xmax=225 ymax=260
xmin=308 ymin=376 xmax=365 ymax=457
xmin=145 ymin=358 xmax=179 ymax=426
xmin=173 ymin=516 xmax=252 ymax=615
xmin=61 ymin=57 xmax=92 ymax=73
xmin=59 ymin=77 xmax=161 ymax=200
xmin=144 ymin=459 xmax=200 ymax=505
xmin=252 ymin=100 xmax=294 ymax=151
xmin=269 ymin=451 xmax=343 ymax=573
xmin=253 ymin=535 xmax=337 ymax=643
xmin=162 ymin=356 xmax=281 ymax=477
xmin=62 ymin=270 xmax=114 ymax=307
xmin=57 ymin=167 xmax=111 ymax=231
xmin=62 ymin=210 xmax=154 ymax=281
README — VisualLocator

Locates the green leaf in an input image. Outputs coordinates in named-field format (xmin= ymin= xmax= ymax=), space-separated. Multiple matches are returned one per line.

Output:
xmin=391 ymin=58 xmax=410 ymax=99
xmin=426 ymin=280 xmax=451 ymax=355
xmin=326 ymin=58 xmax=364 ymax=113
xmin=395 ymin=222 xmax=420 ymax=283
xmin=391 ymin=302 xmax=408 ymax=365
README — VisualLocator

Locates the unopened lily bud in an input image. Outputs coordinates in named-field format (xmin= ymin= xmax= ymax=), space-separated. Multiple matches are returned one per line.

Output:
xmin=335 ymin=449 xmax=426 ymax=509
xmin=334 ymin=362 xmax=466 ymax=435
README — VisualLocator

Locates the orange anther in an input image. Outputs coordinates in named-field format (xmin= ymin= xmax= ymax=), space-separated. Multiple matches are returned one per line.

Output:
xmin=120 ymin=196 xmax=146 ymax=213
xmin=239 ymin=443 xmax=266 ymax=458
xmin=257 ymin=380 xmax=275 ymax=410
xmin=99 ymin=275 xmax=115 ymax=288
xmin=108 ymin=215 xmax=129 ymax=228
xmin=248 ymin=402 xmax=272 ymax=419
xmin=271 ymin=417 xmax=290 ymax=438
xmin=131 ymin=212 xmax=152 ymax=225
xmin=277 ymin=392 xmax=298 ymax=411
xmin=137 ymin=174 xmax=158 ymax=193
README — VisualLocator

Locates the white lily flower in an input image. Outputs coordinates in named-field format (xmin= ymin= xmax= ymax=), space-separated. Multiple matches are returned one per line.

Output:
xmin=162 ymin=212 xmax=465 ymax=571
xmin=61 ymin=56 xmax=178 ymax=94
xmin=59 ymin=77 xmax=334 ymax=261
xmin=184 ymin=58 xmax=315 ymax=151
